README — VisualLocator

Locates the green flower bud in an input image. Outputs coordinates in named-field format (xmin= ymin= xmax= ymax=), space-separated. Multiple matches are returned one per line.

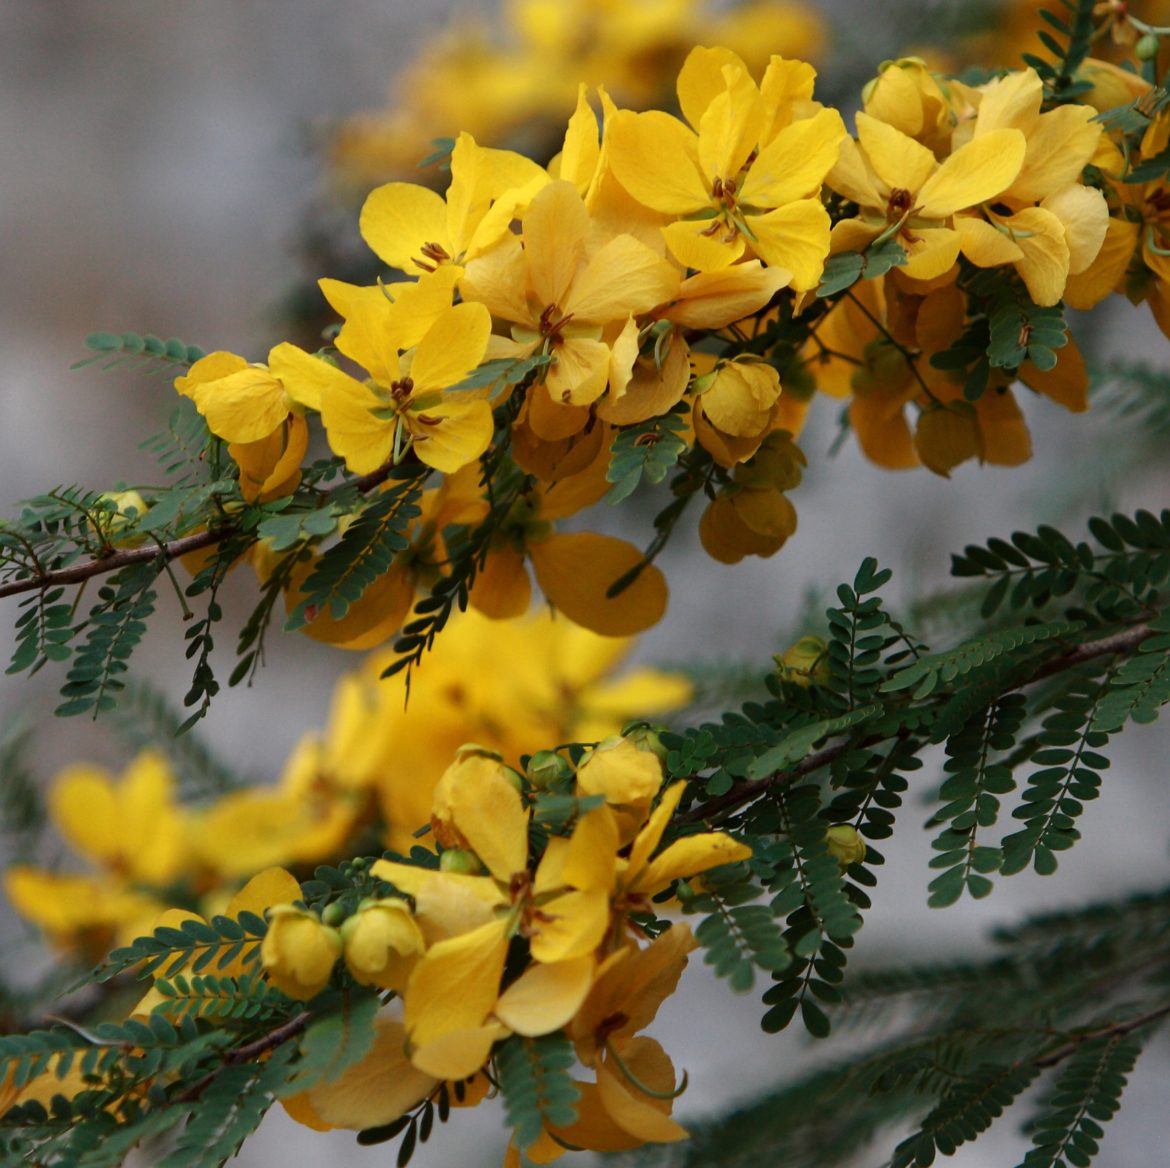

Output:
xmin=622 ymin=722 xmax=669 ymax=763
xmin=320 ymin=901 xmax=347 ymax=928
xmin=1136 ymin=33 xmax=1160 ymax=60
xmin=526 ymin=749 xmax=573 ymax=789
xmin=439 ymin=848 xmax=484 ymax=875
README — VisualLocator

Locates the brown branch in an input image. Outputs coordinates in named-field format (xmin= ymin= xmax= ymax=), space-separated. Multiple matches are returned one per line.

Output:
xmin=172 ymin=1009 xmax=311 ymax=1104
xmin=1033 ymin=1002 xmax=1170 ymax=1069
xmin=680 ymin=620 xmax=1155 ymax=826
xmin=0 ymin=460 xmax=409 ymax=601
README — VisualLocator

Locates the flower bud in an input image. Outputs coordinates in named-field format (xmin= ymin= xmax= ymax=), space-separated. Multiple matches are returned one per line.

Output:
xmin=439 ymin=848 xmax=484 ymax=875
xmin=320 ymin=902 xmax=347 ymax=928
xmin=621 ymin=722 xmax=669 ymax=764
xmin=261 ymin=906 xmax=342 ymax=1000
xmin=1136 ymin=34 xmax=1160 ymax=60
xmin=774 ymin=635 xmax=830 ymax=687
xmin=824 ymin=825 xmax=867 ymax=868
xmin=526 ymin=749 xmax=573 ymax=789
xmin=340 ymin=898 xmax=425 ymax=991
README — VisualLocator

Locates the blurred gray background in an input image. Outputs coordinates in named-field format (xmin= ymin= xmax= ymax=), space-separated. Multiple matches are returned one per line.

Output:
xmin=1 ymin=3 xmax=1167 ymax=1166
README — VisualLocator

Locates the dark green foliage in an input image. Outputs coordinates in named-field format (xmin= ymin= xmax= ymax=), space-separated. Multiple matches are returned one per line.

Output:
xmin=495 ymin=1032 xmax=581 ymax=1149
xmin=1091 ymin=610 xmax=1170 ymax=732
xmin=279 ymin=991 xmax=379 ymax=1092
xmin=55 ymin=561 xmax=159 ymax=717
xmin=891 ymin=1062 xmax=1040 ymax=1167
xmin=1000 ymin=674 xmax=1110 ymax=875
xmin=926 ymin=694 xmax=1027 ymax=906
xmin=883 ymin=621 xmax=1081 ymax=701
xmin=447 ymin=352 xmax=550 ymax=396
xmin=605 ymin=404 xmax=690 ymax=504
xmin=285 ymin=476 xmax=424 ymax=627
xmin=1021 ymin=0 xmax=1096 ymax=100
xmin=140 ymin=401 xmax=214 ymax=485
xmin=71 ymin=331 xmax=206 ymax=375
xmin=96 ymin=912 xmax=267 ymax=983
xmin=1021 ymin=1033 xmax=1142 ymax=1168
xmin=151 ymin=973 xmax=288 ymax=1023
xmin=815 ymin=239 xmax=907 ymax=298
xmin=7 ymin=586 xmax=72 ymax=676
xmin=952 ymin=511 xmax=1170 ymax=619
xmin=682 ymin=864 xmax=791 ymax=992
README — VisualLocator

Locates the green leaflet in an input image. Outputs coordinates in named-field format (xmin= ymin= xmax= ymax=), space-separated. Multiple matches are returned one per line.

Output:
xmin=495 ymin=1033 xmax=580 ymax=1150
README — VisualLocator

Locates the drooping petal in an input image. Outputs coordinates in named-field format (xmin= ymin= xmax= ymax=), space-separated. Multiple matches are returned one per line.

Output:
xmin=531 ymin=532 xmax=668 ymax=636
xmin=404 ymin=919 xmax=507 ymax=1053
xmin=285 ymin=1017 xmax=436 ymax=1131
xmin=495 ymin=954 xmax=596 ymax=1036
xmin=596 ymin=1040 xmax=688 ymax=1142
xmin=528 ymin=888 xmax=610 ymax=963
xmin=1041 ymin=184 xmax=1109 ymax=275
xmin=636 ymin=833 xmax=753 ymax=894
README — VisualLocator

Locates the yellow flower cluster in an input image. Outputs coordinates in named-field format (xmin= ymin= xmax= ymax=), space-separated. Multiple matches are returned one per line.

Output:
xmin=4 ymin=609 xmax=689 ymax=956
xmin=260 ymin=740 xmax=750 ymax=1155
xmin=171 ymin=33 xmax=1170 ymax=649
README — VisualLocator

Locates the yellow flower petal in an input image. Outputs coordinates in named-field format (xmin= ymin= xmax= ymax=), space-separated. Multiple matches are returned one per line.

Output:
xmin=676 ymin=46 xmax=750 ymax=131
xmin=528 ymin=888 xmax=610 ymax=963
xmin=739 ymin=107 xmax=846 ymax=208
xmin=404 ymin=920 xmax=507 ymax=1050
xmin=531 ymin=532 xmax=668 ymax=636
xmin=360 ymin=182 xmax=448 ymax=274
xmin=855 ymin=112 xmax=937 ymax=198
xmin=916 ymin=129 xmax=1026 ymax=219
xmin=606 ymin=109 xmax=707 ymax=216
xmin=744 ymin=198 xmax=831 ymax=290
xmin=287 ymin=1016 xmax=436 ymax=1131
xmin=495 ymin=954 xmax=596 ymax=1036
xmin=636 ymin=833 xmax=753 ymax=894
xmin=410 ymin=301 xmax=492 ymax=392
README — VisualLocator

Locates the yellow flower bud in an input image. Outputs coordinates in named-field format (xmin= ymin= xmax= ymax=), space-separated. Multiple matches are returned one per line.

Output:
xmin=260 ymin=906 xmax=342 ymax=1000
xmin=340 ymin=898 xmax=425 ymax=991
xmin=774 ymin=635 xmax=830 ymax=687
xmin=94 ymin=490 xmax=150 ymax=547
xmin=824 ymin=825 xmax=867 ymax=868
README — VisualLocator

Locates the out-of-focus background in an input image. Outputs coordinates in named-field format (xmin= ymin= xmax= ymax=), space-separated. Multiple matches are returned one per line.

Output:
xmin=0 ymin=4 xmax=1166 ymax=1166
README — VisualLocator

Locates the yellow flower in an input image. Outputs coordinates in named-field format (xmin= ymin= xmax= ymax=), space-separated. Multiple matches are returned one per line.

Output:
xmin=174 ymin=350 xmax=308 ymax=501
xmin=360 ymin=131 xmax=548 ymax=275
xmin=825 ymin=825 xmax=867 ymax=867
xmin=606 ymin=47 xmax=845 ymax=285
xmin=828 ymin=112 xmax=1026 ymax=282
xmin=278 ymin=301 xmax=493 ymax=475
xmin=260 ymin=906 xmax=343 ymax=1000
xmin=460 ymin=179 xmax=680 ymax=416
xmin=952 ymin=68 xmax=1108 ymax=305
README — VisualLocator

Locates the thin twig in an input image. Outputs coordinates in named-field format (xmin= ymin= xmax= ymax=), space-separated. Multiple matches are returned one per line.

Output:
xmin=0 ymin=461 xmax=410 ymax=601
